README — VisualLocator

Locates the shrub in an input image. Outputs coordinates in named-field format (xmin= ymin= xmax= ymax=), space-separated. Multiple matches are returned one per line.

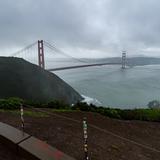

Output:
xmin=73 ymin=102 xmax=97 ymax=111
xmin=148 ymin=100 xmax=160 ymax=109
xmin=0 ymin=97 xmax=23 ymax=110
xmin=2 ymin=97 xmax=160 ymax=122
xmin=95 ymin=107 xmax=121 ymax=119
xmin=47 ymin=100 xmax=70 ymax=109
xmin=24 ymin=100 xmax=45 ymax=108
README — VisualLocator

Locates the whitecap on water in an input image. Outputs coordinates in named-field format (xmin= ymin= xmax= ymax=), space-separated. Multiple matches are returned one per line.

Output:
xmin=81 ymin=95 xmax=102 ymax=106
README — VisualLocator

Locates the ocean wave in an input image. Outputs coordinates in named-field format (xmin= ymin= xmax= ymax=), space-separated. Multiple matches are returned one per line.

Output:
xmin=81 ymin=95 xmax=102 ymax=106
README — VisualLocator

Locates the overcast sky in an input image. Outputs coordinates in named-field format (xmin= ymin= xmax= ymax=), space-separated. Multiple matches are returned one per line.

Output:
xmin=1 ymin=0 xmax=160 ymax=58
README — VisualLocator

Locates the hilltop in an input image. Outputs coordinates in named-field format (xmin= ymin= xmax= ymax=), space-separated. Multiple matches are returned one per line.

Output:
xmin=0 ymin=57 xmax=82 ymax=104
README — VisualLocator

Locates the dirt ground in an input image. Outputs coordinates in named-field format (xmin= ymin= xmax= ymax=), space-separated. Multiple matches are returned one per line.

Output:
xmin=0 ymin=142 xmax=18 ymax=160
xmin=1 ymin=109 xmax=160 ymax=160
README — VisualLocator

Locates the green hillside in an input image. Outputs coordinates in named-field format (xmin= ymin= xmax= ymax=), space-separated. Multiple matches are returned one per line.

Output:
xmin=0 ymin=57 xmax=82 ymax=104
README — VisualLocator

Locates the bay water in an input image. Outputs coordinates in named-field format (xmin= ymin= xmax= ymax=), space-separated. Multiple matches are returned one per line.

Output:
xmin=54 ymin=65 xmax=160 ymax=109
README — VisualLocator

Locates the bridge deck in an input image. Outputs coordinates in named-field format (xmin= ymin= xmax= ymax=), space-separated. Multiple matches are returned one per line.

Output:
xmin=47 ymin=63 xmax=121 ymax=71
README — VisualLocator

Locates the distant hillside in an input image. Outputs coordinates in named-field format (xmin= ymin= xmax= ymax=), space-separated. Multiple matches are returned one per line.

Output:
xmin=0 ymin=57 xmax=82 ymax=104
xmin=84 ymin=57 xmax=160 ymax=66
xmin=127 ymin=57 xmax=160 ymax=66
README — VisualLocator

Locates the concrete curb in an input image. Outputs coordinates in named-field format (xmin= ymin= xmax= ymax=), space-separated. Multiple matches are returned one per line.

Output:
xmin=0 ymin=122 xmax=76 ymax=160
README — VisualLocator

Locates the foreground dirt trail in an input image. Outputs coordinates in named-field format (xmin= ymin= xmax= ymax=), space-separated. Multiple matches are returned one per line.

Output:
xmin=0 ymin=110 xmax=160 ymax=160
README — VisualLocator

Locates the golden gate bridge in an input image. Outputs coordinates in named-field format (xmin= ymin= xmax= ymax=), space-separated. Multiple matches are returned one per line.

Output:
xmin=10 ymin=40 xmax=127 ymax=71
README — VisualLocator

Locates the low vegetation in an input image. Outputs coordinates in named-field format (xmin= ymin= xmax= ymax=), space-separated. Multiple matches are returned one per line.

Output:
xmin=1 ymin=97 xmax=160 ymax=121
xmin=1 ymin=110 xmax=49 ymax=118
xmin=0 ymin=97 xmax=23 ymax=109
xmin=72 ymin=102 xmax=160 ymax=121
xmin=148 ymin=100 xmax=160 ymax=109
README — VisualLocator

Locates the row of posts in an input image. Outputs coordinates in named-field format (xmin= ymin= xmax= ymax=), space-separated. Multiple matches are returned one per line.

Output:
xmin=20 ymin=105 xmax=90 ymax=160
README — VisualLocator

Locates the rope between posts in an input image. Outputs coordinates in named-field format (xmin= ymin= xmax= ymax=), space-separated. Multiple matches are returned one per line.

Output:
xmin=26 ymin=106 xmax=160 ymax=154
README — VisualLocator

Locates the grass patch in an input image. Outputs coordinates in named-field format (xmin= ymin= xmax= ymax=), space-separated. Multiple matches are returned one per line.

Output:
xmin=0 ymin=109 xmax=7 ymax=113
xmin=24 ymin=111 xmax=49 ymax=117
xmin=120 ymin=108 xmax=160 ymax=121
xmin=50 ymin=109 xmax=78 ymax=112
xmin=1 ymin=97 xmax=160 ymax=121
xmin=0 ymin=109 xmax=49 ymax=118
xmin=72 ymin=102 xmax=160 ymax=122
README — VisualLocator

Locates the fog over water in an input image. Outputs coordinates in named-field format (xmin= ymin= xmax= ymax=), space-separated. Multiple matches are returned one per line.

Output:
xmin=54 ymin=65 xmax=160 ymax=109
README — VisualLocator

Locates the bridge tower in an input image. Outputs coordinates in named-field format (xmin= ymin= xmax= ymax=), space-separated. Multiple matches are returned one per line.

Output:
xmin=38 ymin=40 xmax=45 ymax=69
xmin=122 ymin=51 xmax=126 ymax=69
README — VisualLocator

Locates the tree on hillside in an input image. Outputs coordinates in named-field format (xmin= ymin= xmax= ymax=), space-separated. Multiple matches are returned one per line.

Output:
xmin=148 ymin=100 xmax=160 ymax=109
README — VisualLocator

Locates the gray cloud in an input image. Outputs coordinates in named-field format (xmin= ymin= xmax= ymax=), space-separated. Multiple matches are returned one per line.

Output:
xmin=0 ymin=0 xmax=160 ymax=57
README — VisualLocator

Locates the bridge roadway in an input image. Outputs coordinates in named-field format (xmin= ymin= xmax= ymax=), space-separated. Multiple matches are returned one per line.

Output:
xmin=47 ymin=62 xmax=121 ymax=71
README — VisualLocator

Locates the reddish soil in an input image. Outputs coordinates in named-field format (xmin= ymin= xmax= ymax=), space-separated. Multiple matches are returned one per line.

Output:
xmin=1 ymin=109 xmax=160 ymax=160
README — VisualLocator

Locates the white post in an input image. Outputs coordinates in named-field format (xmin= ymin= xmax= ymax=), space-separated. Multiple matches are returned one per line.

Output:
xmin=20 ymin=104 xmax=24 ymax=133
xmin=83 ymin=117 xmax=89 ymax=160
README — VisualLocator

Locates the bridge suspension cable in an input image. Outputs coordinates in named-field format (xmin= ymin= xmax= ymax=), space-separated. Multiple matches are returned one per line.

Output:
xmin=10 ymin=41 xmax=37 ymax=57
xmin=8 ymin=40 xmax=126 ymax=71
xmin=44 ymin=41 xmax=89 ymax=64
